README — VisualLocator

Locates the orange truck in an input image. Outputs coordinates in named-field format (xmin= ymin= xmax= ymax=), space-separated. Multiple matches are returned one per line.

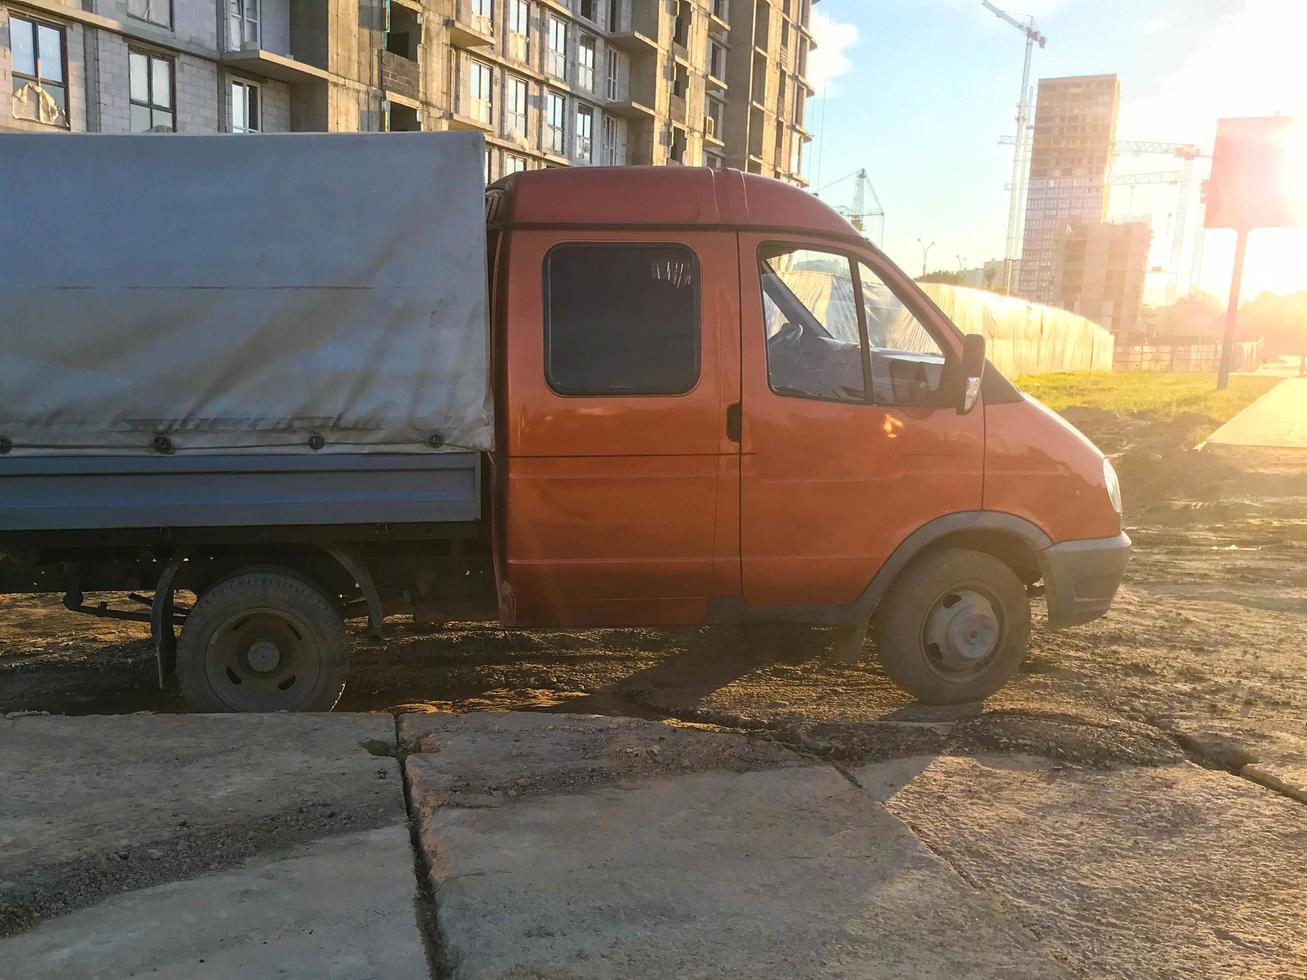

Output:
xmin=0 ymin=134 xmax=1129 ymax=712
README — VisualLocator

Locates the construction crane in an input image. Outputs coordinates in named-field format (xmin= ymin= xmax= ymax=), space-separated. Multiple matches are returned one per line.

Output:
xmin=815 ymin=169 xmax=886 ymax=244
xmin=999 ymin=136 xmax=1212 ymax=301
xmin=983 ymin=1 xmax=1047 ymax=296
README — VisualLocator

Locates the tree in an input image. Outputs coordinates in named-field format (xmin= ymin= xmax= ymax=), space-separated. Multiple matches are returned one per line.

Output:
xmin=916 ymin=270 xmax=964 ymax=286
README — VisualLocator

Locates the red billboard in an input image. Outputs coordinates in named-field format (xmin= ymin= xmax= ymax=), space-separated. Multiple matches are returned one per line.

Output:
xmin=1206 ymin=116 xmax=1307 ymax=230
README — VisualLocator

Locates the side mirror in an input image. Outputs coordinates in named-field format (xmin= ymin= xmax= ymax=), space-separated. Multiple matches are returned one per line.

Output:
xmin=958 ymin=334 xmax=986 ymax=415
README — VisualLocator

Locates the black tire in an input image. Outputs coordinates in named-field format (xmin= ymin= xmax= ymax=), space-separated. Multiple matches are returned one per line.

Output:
xmin=177 ymin=571 xmax=348 ymax=713
xmin=874 ymin=548 xmax=1030 ymax=705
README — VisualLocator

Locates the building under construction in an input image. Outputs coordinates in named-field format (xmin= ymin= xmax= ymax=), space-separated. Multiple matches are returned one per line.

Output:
xmin=1017 ymin=73 xmax=1153 ymax=336
xmin=1019 ymin=74 xmax=1119 ymax=305
xmin=1 ymin=0 xmax=817 ymax=184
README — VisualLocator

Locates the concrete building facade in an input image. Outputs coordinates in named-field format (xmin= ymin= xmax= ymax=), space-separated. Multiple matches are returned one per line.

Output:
xmin=1052 ymin=218 xmax=1150 ymax=337
xmin=2 ymin=0 xmax=816 ymax=185
xmin=1018 ymin=73 xmax=1119 ymax=305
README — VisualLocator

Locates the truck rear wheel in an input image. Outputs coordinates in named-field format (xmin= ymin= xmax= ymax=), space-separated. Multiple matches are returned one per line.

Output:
xmin=874 ymin=549 xmax=1030 ymax=705
xmin=177 ymin=571 xmax=348 ymax=713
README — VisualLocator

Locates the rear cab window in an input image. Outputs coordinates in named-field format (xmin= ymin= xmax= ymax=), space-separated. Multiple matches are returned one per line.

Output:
xmin=544 ymin=244 xmax=700 ymax=396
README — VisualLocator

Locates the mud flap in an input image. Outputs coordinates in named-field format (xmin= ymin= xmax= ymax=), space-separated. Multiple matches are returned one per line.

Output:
xmin=151 ymin=549 xmax=191 ymax=687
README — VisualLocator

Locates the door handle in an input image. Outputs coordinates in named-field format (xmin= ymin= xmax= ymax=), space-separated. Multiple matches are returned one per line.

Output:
xmin=726 ymin=402 xmax=742 ymax=444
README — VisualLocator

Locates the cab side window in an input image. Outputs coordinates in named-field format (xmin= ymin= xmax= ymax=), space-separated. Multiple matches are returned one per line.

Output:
xmin=858 ymin=262 xmax=947 ymax=407
xmin=545 ymin=244 xmax=700 ymax=396
xmin=760 ymin=246 xmax=866 ymax=404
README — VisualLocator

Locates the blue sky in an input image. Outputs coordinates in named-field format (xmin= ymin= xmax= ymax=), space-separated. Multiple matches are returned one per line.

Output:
xmin=805 ymin=0 xmax=1307 ymax=300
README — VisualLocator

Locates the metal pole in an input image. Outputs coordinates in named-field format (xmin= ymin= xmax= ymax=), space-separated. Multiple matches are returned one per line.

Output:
xmin=1217 ymin=228 xmax=1249 ymax=390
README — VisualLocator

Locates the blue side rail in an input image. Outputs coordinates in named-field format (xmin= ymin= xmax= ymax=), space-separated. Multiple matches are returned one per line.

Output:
xmin=0 ymin=453 xmax=481 ymax=532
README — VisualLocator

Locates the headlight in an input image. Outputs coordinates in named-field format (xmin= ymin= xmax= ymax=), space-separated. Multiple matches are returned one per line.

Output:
xmin=1103 ymin=458 xmax=1123 ymax=515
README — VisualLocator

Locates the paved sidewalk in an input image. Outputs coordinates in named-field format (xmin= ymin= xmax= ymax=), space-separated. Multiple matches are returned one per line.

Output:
xmin=1207 ymin=377 xmax=1307 ymax=449
xmin=0 ymin=713 xmax=430 ymax=978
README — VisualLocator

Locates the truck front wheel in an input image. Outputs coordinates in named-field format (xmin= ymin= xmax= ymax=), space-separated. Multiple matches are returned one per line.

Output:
xmin=874 ymin=549 xmax=1030 ymax=705
xmin=176 ymin=571 xmax=348 ymax=713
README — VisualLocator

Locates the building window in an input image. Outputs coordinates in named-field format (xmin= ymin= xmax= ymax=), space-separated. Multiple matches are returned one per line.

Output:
xmin=505 ymin=75 xmax=528 ymax=138
xmin=602 ymin=115 xmax=623 ymax=164
xmin=230 ymin=77 xmax=261 ymax=132
xmin=545 ymin=89 xmax=566 ymax=155
xmin=471 ymin=0 xmax=493 ymax=27
xmin=708 ymin=41 xmax=725 ymax=81
xmin=670 ymin=125 xmax=686 ymax=164
xmin=127 ymin=0 xmax=171 ymax=29
xmin=470 ymin=60 xmax=494 ymax=124
xmin=577 ymin=34 xmax=596 ymax=91
xmin=129 ymin=49 xmax=174 ymax=132
xmin=8 ymin=16 xmax=68 ymax=128
xmin=504 ymin=154 xmax=528 ymax=174
xmin=605 ymin=48 xmax=620 ymax=100
xmin=673 ymin=0 xmax=691 ymax=46
xmin=608 ymin=0 xmax=620 ymax=32
xmin=546 ymin=16 xmax=567 ymax=78
xmin=509 ymin=0 xmax=529 ymax=34
xmin=227 ymin=0 xmax=260 ymax=49
xmin=579 ymin=0 xmax=596 ymax=22
xmin=705 ymin=96 xmax=723 ymax=141
xmin=575 ymin=104 xmax=593 ymax=161
xmin=705 ymin=151 xmax=723 ymax=170
xmin=545 ymin=244 xmax=701 ymax=397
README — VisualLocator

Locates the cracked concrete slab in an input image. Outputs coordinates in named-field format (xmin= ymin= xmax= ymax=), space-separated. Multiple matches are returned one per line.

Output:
xmin=0 ymin=713 xmax=407 ymax=936
xmin=405 ymin=712 xmax=1064 ymax=979
xmin=863 ymin=754 xmax=1307 ymax=978
xmin=0 ymin=825 xmax=429 ymax=980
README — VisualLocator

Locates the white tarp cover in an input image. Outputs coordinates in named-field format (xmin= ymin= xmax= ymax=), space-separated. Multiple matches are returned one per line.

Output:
xmin=0 ymin=132 xmax=492 ymax=455
xmin=920 ymin=283 xmax=1115 ymax=376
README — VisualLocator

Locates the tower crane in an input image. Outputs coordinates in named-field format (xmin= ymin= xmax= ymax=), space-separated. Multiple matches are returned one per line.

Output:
xmin=815 ymin=169 xmax=886 ymax=244
xmin=982 ymin=1 xmax=1047 ymax=296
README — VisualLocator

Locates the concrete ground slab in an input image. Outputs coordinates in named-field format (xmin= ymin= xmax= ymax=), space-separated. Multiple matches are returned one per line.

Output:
xmin=0 ymin=713 xmax=405 ymax=935
xmin=864 ymin=754 xmax=1307 ymax=978
xmin=1208 ymin=377 xmax=1307 ymax=449
xmin=406 ymin=712 xmax=1063 ymax=979
xmin=0 ymin=825 xmax=429 ymax=980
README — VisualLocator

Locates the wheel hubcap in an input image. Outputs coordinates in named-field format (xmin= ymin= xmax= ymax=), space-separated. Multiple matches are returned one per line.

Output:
xmin=246 ymin=640 xmax=282 ymax=673
xmin=203 ymin=608 xmax=322 ymax=711
xmin=923 ymin=588 xmax=1002 ymax=676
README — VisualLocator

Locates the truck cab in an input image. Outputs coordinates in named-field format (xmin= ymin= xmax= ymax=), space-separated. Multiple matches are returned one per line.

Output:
xmin=488 ymin=166 xmax=1129 ymax=703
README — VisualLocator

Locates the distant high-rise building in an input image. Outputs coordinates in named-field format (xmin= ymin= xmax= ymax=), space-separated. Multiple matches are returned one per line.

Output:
xmin=1019 ymin=74 xmax=1120 ymax=304
xmin=1052 ymin=219 xmax=1151 ymax=337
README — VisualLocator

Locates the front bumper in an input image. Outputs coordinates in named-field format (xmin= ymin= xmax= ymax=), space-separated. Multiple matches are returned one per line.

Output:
xmin=1041 ymin=531 xmax=1132 ymax=629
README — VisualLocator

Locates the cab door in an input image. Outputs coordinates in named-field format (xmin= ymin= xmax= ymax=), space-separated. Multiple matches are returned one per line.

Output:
xmin=738 ymin=234 xmax=984 ymax=608
xmin=501 ymin=229 xmax=741 ymax=625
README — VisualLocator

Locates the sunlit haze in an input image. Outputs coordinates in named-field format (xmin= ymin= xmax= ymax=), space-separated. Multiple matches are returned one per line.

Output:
xmin=807 ymin=0 xmax=1307 ymax=301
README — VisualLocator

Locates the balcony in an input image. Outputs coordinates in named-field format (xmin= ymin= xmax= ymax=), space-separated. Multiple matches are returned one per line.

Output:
xmin=380 ymin=49 xmax=420 ymax=102
xmin=221 ymin=46 xmax=332 ymax=86
xmin=606 ymin=99 xmax=656 ymax=121
xmin=608 ymin=29 xmax=657 ymax=54
xmin=448 ymin=1 xmax=494 ymax=49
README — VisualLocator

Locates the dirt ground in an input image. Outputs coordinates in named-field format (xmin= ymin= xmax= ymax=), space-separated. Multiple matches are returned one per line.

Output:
xmin=3 ymin=409 xmax=1305 ymax=794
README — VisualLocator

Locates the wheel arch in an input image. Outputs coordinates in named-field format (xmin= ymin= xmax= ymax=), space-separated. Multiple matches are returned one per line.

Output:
xmin=707 ymin=510 xmax=1051 ymax=627
xmin=156 ymin=543 xmax=382 ymax=685
xmin=853 ymin=511 xmax=1050 ymax=621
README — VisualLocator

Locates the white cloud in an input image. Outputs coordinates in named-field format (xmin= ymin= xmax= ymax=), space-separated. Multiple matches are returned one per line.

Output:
xmin=807 ymin=9 xmax=859 ymax=95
